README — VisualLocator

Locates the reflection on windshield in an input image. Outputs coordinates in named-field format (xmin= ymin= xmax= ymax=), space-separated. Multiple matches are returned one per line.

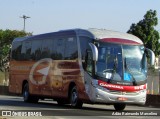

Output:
xmin=123 ymin=45 xmax=147 ymax=82
xmin=96 ymin=44 xmax=123 ymax=81
xmin=96 ymin=43 xmax=147 ymax=84
xmin=123 ymin=45 xmax=143 ymax=73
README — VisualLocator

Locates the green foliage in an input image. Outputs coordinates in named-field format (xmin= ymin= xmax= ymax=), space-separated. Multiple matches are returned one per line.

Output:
xmin=0 ymin=29 xmax=32 ymax=71
xmin=127 ymin=10 xmax=160 ymax=56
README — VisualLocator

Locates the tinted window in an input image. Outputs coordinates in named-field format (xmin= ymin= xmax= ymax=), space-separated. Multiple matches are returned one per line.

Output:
xmin=41 ymin=39 xmax=53 ymax=59
xmin=11 ymin=41 xmax=22 ymax=60
xmin=79 ymin=36 xmax=93 ymax=60
xmin=21 ymin=41 xmax=32 ymax=60
xmin=64 ymin=37 xmax=78 ymax=60
xmin=31 ymin=39 xmax=42 ymax=60
xmin=52 ymin=38 xmax=65 ymax=60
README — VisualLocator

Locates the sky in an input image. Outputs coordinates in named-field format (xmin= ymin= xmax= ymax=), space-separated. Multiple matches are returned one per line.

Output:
xmin=0 ymin=0 xmax=160 ymax=35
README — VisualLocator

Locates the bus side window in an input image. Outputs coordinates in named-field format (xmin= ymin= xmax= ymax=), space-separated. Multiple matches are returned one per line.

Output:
xmin=64 ymin=37 xmax=78 ymax=60
xmin=85 ymin=50 xmax=93 ymax=76
xmin=11 ymin=41 xmax=22 ymax=60
xmin=79 ymin=36 xmax=93 ymax=69
xmin=52 ymin=38 xmax=65 ymax=60
xmin=21 ymin=41 xmax=32 ymax=61
xmin=31 ymin=39 xmax=42 ymax=61
xmin=41 ymin=39 xmax=53 ymax=59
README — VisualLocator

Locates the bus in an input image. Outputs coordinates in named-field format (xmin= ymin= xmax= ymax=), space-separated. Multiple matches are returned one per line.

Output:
xmin=9 ymin=28 xmax=155 ymax=111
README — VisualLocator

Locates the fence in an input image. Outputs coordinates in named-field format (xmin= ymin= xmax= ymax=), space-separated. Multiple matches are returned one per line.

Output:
xmin=147 ymin=69 xmax=160 ymax=95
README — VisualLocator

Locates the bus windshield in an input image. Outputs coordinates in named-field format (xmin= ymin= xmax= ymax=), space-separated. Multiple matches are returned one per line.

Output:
xmin=123 ymin=45 xmax=147 ymax=83
xmin=96 ymin=43 xmax=147 ymax=85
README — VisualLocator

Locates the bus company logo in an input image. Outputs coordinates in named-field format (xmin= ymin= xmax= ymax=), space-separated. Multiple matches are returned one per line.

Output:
xmin=29 ymin=58 xmax=52 ymax=85
xmin=99 ymin=82 xmax=124 ymax=90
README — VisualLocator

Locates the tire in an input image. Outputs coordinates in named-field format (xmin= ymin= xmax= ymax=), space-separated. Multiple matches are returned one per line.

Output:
xmin=114 ymin=103 xmax=126 ymax=111
xmin=23 ymin=83 xmax=38 ymax=103
xmin=70 ymin=86 xmax=83 ymax=108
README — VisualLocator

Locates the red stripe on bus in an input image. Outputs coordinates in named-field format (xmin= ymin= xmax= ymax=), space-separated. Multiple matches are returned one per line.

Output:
xmin=98 ymin=80 xmax=146 ymax=92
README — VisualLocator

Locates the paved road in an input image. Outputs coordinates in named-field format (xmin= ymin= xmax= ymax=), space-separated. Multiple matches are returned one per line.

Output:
xmin=0 ymin=95 xmax=160 ymax=119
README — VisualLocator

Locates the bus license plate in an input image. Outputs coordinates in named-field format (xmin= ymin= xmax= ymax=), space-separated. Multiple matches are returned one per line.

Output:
xmin=117 ymin=97 xmax=128 ymax=101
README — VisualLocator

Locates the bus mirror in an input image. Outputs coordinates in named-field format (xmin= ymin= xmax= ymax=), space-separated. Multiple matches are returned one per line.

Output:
xmin=89 ymin=43 xmax=98 ymax=61
xmin=145 ymin=48 xmax=155 ymax=66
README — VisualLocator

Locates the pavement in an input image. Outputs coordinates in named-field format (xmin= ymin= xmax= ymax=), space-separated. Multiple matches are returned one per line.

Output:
xmin=1 ymin=85 xmax=160 ymax=108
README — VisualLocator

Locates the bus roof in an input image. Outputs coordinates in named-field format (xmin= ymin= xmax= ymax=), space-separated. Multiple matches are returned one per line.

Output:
xmin=87 ymin=28 xmax=143 ymax=44
xmin=12 ymin=36 xmax=33 ymax=43
xmin=12 ymin=28 xmax=143 ymax=45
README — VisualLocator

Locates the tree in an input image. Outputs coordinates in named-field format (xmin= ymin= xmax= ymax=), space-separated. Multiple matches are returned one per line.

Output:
xmin=0 ymin=29 xmax=32 ymax=72
xmin=127 ymin=9 xmax=160 ymax=56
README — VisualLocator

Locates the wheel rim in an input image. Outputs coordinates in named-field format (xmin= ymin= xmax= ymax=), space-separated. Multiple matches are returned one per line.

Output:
xmin=71 ymin=89 xmax=78 ymax=106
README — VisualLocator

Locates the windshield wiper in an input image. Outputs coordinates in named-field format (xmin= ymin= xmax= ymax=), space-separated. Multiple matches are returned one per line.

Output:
xmin=124 ymin=58 xmax=137 ymax=86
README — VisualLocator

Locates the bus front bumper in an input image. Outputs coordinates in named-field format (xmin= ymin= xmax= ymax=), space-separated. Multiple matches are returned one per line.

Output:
xmin=90 ymin=86 xmax=146 ymax=105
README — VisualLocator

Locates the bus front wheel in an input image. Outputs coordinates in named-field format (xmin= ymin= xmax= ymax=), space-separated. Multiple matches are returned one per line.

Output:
xmin=114 ymin=103 xmax=126 ymax=111
xmin=70 ymin=86 xmax=83 ymax=108
xmin=23 ymin=83 xmax=38 ymax=103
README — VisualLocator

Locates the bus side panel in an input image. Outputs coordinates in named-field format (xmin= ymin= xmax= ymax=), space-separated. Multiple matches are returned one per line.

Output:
xmin=9 ymin=73 xmax=16 ymax=93
xmin=55 ymin=60 xmax=90 ymax=101
xmin=50 ymin=60 xmax=81 ymax=98
xmin=9 ymin=61 xmax=28 ymax=94
xmin=9 ymin=54 xmax=90 ymax=101
xmin=9 ymin=60 xmax=44 ymax=95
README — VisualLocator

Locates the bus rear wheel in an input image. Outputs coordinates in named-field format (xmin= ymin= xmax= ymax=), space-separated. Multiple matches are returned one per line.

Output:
xmin=23 ymin=83 xmax=38 ymax=103
xmin=114 ymin=103 xmax=126 ymax=111
xmin=70 ymin=86 xmax=83 ymax=108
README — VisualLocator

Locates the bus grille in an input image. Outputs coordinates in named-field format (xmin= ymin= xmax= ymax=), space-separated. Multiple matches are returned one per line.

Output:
xmin=109 ymin=90 xmax=139 ymax=95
